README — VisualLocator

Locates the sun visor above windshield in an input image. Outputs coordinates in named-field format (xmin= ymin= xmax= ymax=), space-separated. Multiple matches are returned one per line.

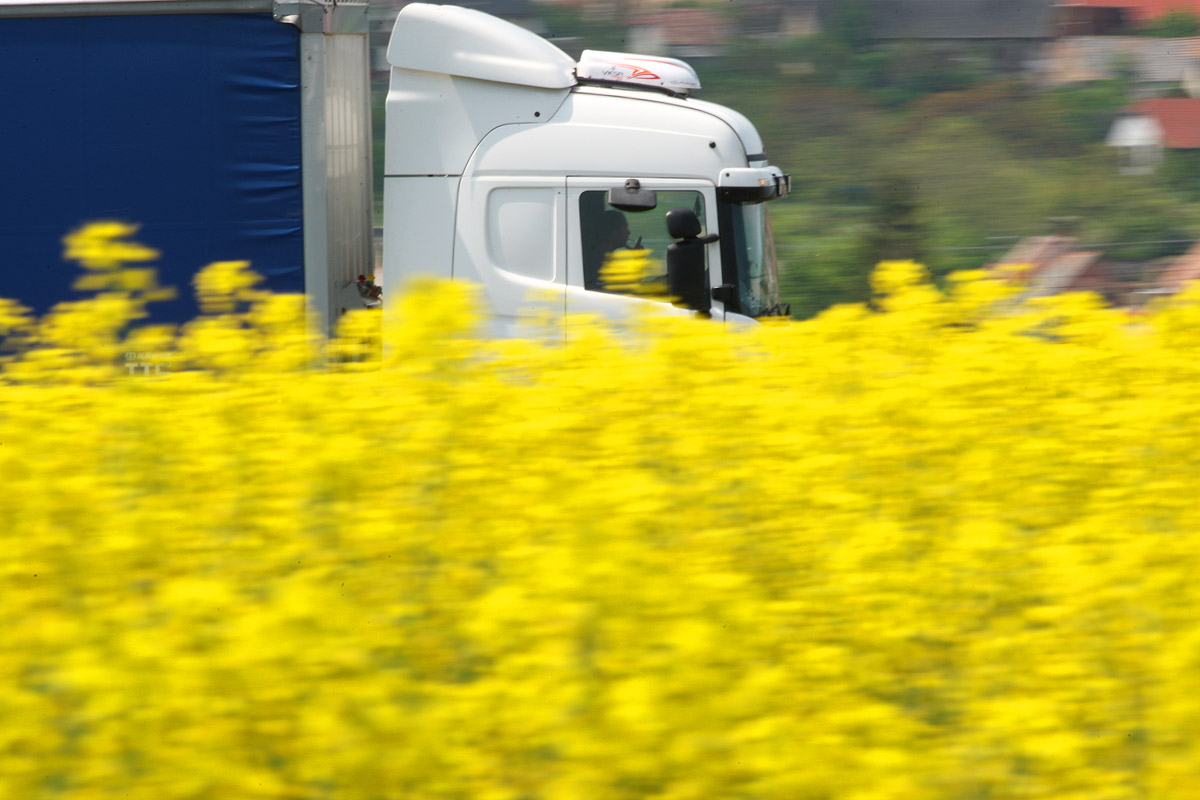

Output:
xmin=387 ymin=3 xmax=576 ymax=89
xmin=576 ymin=50 xmax=701 ymax=94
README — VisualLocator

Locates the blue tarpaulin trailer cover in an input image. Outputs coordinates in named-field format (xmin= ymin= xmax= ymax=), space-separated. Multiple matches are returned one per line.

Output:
xmin=0 ymin=12 xmax=304 ymax=322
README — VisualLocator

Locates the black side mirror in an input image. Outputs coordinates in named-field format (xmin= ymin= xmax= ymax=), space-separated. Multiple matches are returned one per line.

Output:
xmin=665 ymin=208 xmax=718 ymax=314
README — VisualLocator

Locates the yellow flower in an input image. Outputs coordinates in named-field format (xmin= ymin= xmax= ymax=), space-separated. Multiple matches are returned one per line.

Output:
xmin=3 ymin=230 xmax=1200 ymax=798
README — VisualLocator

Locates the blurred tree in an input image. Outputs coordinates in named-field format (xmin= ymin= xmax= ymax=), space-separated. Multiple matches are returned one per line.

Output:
xmin=1158 ymin=150 xmax=1200 ymax=202
xmin=854 ymin=43 xmax=989 ymax=106
xmin=772 ymin=204 xmax=874 ymax=318
xmin=1041 ymin=80 xmax=1130 ymax=146
xmin=826 ymin=0 xmax=877 ymax=53
xmin=771 ymin=35 xmax=987 ymax=108
xmin=779 ymin=33 xmax=857 ymax=87
xmin=1094 ymin=187 xmax=1198 ymax=261
xmin=538 ymin=5 xmax=629 ymax=56
xmin=780 ymin=240 xmax=874 ymax=318
xmin=859 ymin=175 xmax=927 ymax=270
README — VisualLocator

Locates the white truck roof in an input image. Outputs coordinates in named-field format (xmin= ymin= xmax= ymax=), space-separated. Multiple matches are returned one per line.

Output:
xmin=386 ymin=3 xmax=704 ymax=96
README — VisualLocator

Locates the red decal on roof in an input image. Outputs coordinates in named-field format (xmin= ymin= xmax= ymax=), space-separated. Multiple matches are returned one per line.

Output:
xmin=617 ymin=63 xmax=661 ymax=80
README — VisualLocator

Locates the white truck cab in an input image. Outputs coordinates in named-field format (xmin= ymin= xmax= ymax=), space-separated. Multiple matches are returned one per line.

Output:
xmin=383 ymin=3 xmax=790 ymax=335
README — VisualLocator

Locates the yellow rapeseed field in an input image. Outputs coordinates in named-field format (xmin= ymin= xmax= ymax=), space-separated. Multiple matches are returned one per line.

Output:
xmin=3 ymin=223 xmax=1200 ymax=799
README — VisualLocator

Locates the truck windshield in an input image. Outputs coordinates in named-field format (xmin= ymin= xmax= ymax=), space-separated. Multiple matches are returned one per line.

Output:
xmin=718 ymin=200 xmax=784 ymax=318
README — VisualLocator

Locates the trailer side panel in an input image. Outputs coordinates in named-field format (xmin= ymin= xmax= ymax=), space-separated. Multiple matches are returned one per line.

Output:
xmin=0 ymin=12 xmax=304 ymax=321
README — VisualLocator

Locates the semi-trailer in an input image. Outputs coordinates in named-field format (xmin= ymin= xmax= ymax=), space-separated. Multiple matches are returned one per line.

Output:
xmin=0 ymin=0 xmax=789 ymax=335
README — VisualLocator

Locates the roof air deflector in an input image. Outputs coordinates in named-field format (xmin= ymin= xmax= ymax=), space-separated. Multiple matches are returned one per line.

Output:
xmin=387 ymin=2 xmax=576 ymax=89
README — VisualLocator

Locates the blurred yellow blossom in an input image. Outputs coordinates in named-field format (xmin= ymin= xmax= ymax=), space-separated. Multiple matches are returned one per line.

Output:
xmin=598 ymin=248 xmax=670 ymax=299
xmin=62 ymin=221 xmax=159 ymax=271
xmin=2 ymin=225 xmax=1200 ymax=799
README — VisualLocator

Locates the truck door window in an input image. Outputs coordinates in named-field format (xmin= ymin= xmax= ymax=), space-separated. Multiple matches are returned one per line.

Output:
xmin=579 ymin=190 xmax=707 ymax=298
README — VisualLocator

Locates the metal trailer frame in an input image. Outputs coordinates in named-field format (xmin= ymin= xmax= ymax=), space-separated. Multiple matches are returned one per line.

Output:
xmin=0 ymin=0 xmax=374 ymax=330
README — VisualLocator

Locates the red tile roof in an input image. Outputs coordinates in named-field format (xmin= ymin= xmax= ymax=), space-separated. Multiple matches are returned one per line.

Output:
xmin=1059 ymin=1 xmax=1200 ymax=24
xmin=1132 ymin=97 xmax=1200 ymax=147
xmin=1157 ymin=240 xmax=1200 ymax=289
xmin=992 ymin=235 xmax=1077 ymax=279
xmin=1028 ymin=251 xmax=1107 ymax=297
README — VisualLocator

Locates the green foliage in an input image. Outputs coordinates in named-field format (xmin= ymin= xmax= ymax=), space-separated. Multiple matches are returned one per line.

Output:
xmin=1157 ymin=149 xmax=1200 ymax=202
xmin=1138 ymin=10 xmax=1200 ymax=37
xmin=372 ymin=85 xmax=386 ymax=225
xmin=701 ymin=39 xmax=797 ymax=142
xmin=1090 ymin=190 xmax=1197 ymax=261
xmin=925 ymin=217 xmax=996 ymax=279
xmin=855 ymin=43 xmax=989 ymax=107
xmin=771 ymin=204 xmax=874 ymax=319
xmin=1040 ymin=80 xmax=1131 ymax=147
xmin=1029 ymin=156 xmax=1200 ymax=261
xmin=910 ymin=80 xmax=1127 ymax=160
xmin=776 ymin=34 xmax=857 ymax=87
xmin=768 ymin=35 xmax=988 ymax=107
xmin=825 ymin=0 xmax=876 ymax=52
xmin=890 ymin=117 xmax=1056 ymax=239
xmin=537 ymin=5 xmax=630 ymax=58
xmin=857 ymin=175 xmax=926 ymax=273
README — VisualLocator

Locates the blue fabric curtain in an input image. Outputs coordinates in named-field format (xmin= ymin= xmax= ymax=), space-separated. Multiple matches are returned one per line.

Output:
xmin=0 ymin=12 xmax=304 ymax=322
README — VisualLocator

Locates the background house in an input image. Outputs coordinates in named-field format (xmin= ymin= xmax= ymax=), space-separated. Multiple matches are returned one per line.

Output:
xmin=1107 ymin=96 xmax=1200 ymax=170
xmin=740 ymin=0 xmax=824 ymax=40
xmin=1150 ymin=239 xmax=1200 ymax=291
xmin=1055 ymin=1 xmax=1132 ymax=35
xmin=1053 ymin=0 xmax=1200 ymax=29
xmin=1039 ymin=36 xmax=1200 ymax=89
xmin=627 ymin=8 xmax=733 ymax=59
xmin=991 ymin=235 xmax=1125 ymax=302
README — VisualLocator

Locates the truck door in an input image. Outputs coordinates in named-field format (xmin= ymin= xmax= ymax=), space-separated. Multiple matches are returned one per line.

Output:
xmin=565 ymin=178 xmax=721 ymax=324
xmin=452 ymin=176 xmax=567 ymax=338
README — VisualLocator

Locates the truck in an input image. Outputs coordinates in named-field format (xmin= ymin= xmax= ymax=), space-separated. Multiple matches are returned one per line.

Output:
xmin=0 ymin=0 xmax=790 ymax=335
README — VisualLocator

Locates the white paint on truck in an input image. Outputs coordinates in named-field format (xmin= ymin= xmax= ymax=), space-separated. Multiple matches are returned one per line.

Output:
xmin=383 ymin=3 xmax=789 ymax=338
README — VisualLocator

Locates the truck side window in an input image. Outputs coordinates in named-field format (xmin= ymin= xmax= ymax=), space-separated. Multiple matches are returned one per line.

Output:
xmin=487 ymin=188 xmax=557 ymax=281
xmin=578 ymin=190 xmax=707 ymax=298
